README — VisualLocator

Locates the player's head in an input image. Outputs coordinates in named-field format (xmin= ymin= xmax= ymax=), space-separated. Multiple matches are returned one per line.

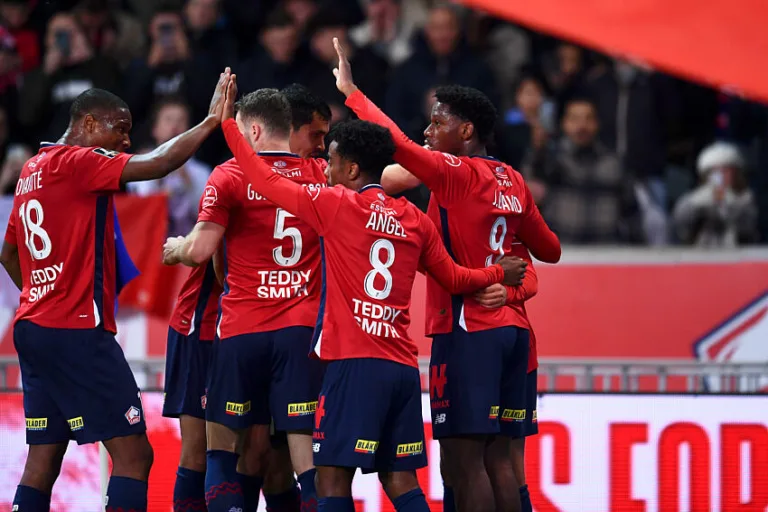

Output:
xmin=326 ymin=120 xmax=395 ymax=188
xmin=234 ymin=88 xmax=292 ymax=151
xmin=67 ymin=88 xmax=132 ymax=152
xmin=281 ymin=83 xmax=331 ymax=158
xmin=424 ymin=85 xmax=497 ymax=157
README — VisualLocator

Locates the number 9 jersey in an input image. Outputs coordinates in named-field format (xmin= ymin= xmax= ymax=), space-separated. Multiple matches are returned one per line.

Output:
xmin=198 ymin=154 xmax=328 ymax=339
xmin=4 ymin=143 xmax=132 ymax=332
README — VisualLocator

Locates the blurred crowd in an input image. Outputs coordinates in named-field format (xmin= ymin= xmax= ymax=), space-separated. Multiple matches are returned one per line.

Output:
xmin=0 ymin=0 xmax=765 ymax=246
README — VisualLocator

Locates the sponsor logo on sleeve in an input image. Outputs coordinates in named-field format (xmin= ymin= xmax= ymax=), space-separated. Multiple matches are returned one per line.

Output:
xmin=287 ymin=401 xmax=318 ymax=417
xmin=396 ymin=442 xmax=424 ymax=457
xmin=441 ymin=153 xmax=462 ymax=167
xmin=93 ymin=147 xmax=119 ymax=159
xmin=202 ymin=186 xmax=218 ymax=208
xmin=25 ymin=417 xmax=48 ymax=431
xmin=225 ymin=401 xmax=251 ymax=416
xmin=354 ymin=439 xmax=379 ymax=454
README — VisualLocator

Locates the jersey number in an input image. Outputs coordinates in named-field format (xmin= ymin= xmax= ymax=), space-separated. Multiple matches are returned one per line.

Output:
xmin=273 ymin=208 xmax=302 ymax=266
xmin=485 ymin=216 xmax=508 ymax=266
xmin=19 ymin=200 xmax=52 ymax=260
xmin=364 ymin=239 xmax=395 ymax=300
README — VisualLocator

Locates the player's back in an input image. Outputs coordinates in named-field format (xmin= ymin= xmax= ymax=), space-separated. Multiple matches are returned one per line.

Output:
xmin=426 ymin=156 xmax=534 ymax=335
xmin=6 ymin=143 xmax=128 ymax=332
xmin=311 ymin=184 xmax=434 ymax=368
xmin=199 ymin=154 xmax=327 ymax=338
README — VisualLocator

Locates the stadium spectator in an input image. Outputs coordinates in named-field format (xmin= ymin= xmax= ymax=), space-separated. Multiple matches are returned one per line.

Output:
xmin=349 ymin=0 xmax=420 ymax=66
xmin=673 ymin=142 xmax=759 ymax=246
xmin=237 ymin=7 xmax=309 ymax=94
xmin=305 ymin=9 xmax=389 ymax=123
xmin=0 ymin=27 xmax=19 ymax=130
xmin=585 ymin=59 xmax=682 ymax=210
xmin=74 ymin=0 xmax=146 ymax=68
xmin=0 ymin=0 xmax=39 ymax=72
xmin=184 ymin=0 xmax=236 ymax=71
xmin=385 ymin=3 xmax=498 ymax=140
xmin=283 ymin=0 xmax=318 ymax=30
xmin=0 ymin=143 xmax=31 ymax=195
xmin=524 ymin=97 xmax=643 ymax=243
xmin=18 ymin=12 xmax=120 ymax=143
xmin=127 ymin=97 xmax=211 ymax=236
xmin=495 ymin=73 xmax=554 ymax=169
xmin=541 ymin=42 xmax=590 ymax=117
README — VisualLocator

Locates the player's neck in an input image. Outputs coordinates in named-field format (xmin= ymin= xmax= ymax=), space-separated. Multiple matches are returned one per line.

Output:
xmin=460 ymin=142 xmax=487 ymax=157
xmin=254 ymin=137 xmax=292 ymax=154
xmin=58 ymin=126 xmax=84 ymax=147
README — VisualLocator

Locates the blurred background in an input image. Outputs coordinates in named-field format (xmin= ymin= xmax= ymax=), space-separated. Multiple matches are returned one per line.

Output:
xmin=0 ymin=0 xmax=766 ymax=510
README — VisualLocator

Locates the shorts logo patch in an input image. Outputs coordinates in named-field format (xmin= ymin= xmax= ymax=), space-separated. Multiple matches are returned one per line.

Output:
xmin=434 ymin=413 xmax=446 ymax=424
xmin=287 ymin=401 xmax=317 ymax=417
xmin=93 ymin=147 xmax=118 ymax=159
xmin=201 ymin=394 xmax=207 ymax=410
xmin=396 ymin=442 xmax=423 ymax=457
xmin=354 ymin=439 xmax=379 ymax=454
xmin=489 ymin=406 xmax=499 ymax=419
xmin=430 ymin=364 xmax=450 ymax=409
xmin=532 ymin=410 xmax=537 ymax=423
xmin=68 ymin=416 xmax=84 ymax=431
xmin=315 ymin=396 xmax=326 ymax=429
xmin=225 ymin=401 xmax=251 ymax=416
xmin=501 ymin=409 xmax=526 ymax=422
xmin=25 ymin=418 xmax=47 ymax=431
xmin=125 ymin=406 xmax=141 ymax=425
xmin=312 ymin=443 xmax=320 ymax=453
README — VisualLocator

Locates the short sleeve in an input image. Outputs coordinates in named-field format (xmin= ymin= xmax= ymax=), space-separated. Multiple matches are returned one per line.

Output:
xmin=4 ymin=209 xmax=16 ymax=245
xmin=197 ymin=167 xmax=240 ymax=227
xmin=69 ymin=147 xmax=132 ymax=193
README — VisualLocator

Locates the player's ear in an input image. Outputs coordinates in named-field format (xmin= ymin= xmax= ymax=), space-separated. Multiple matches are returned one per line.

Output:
xmin=348 ymin=161 xmax=360 ymax=181
xmin=83 ymin=114 xmax=97 ymax=134
xmin=460 ymin=122 xmax=475 ymax=142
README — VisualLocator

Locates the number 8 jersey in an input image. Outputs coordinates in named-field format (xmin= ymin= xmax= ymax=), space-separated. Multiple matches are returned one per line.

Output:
xmin=198 ymin=154 xmax=328 ymax=339
xmin=4 ymin=143 xmax=132 ymax=332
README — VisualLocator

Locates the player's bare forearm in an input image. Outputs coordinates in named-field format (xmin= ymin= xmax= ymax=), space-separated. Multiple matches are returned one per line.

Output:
xmin=381 ymin=164 xmax=422 ymax=195
xmin=120 ymin=116 xmax=219 ymax=185
xmin=0 ymin=242 xmax=22 ymax=290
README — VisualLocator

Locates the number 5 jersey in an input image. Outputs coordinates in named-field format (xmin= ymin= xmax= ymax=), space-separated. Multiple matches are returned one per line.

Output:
xmin=198 ymin=153 xmax=327 ymax=339
xmin=5 ymin=143 xmax=133 ymax=332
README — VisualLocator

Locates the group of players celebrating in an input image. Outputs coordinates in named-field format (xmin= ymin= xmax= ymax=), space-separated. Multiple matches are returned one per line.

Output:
xmin=2 ymin=37 xmax=561 ymax=512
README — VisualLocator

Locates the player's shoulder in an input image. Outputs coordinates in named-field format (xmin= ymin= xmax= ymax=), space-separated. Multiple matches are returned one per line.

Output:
xmin=211 ymin=158 xmax=244 ymax=182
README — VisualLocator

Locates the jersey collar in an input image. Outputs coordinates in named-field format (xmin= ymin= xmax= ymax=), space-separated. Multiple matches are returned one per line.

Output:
xmin=40 ymin=142 xmax=66 ymax=148
xmin=469 ymin=154 xmax=501 ymax=162
xmin=257 ymin=150 xmax=301 ymax=158
xmin=358 ymin=183 xmax=384 ymax=194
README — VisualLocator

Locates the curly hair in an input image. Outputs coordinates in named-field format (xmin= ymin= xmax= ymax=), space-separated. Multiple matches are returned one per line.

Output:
xmin=434 ymin=85 xmax=497 ymax=144
xmin=330 ymin=120 xmax=395 ymax=179
xmin=281 ymin=84 xmax=332 ymax=131
xmin=235 ymin=88 xmax=291 ymax=138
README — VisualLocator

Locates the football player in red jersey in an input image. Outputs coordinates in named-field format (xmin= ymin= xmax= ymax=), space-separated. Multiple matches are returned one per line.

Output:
xmin=162 ymin=89 xmax=328 ymax=512
xmin=0 ymin=70 xmax=232 ymax=512
xmin=331 ymin=38 xmax=560 ymax=512
xmin=219 ymin=73 xmax=527 ymax=512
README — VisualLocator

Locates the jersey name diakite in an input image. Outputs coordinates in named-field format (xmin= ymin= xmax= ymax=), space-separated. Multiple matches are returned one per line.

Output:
xmin=198 ymin=155 xmax=328 ymax=339
xmin=4 ymin=143 xmax=131 ymax=332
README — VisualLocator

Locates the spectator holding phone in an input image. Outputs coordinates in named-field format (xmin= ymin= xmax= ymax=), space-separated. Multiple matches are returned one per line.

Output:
xmin=18 ymin=12 xmax=120 ymax=143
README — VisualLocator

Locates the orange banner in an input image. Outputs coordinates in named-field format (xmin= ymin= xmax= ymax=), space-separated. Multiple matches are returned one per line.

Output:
xmin=459 ymin=0 xmax=768 ymax=102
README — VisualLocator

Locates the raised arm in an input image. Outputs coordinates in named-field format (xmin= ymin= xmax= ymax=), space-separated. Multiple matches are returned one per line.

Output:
xmin=333 ymin=38 xmax=468 ymax=200
xmin=381 ymin=164 xmax=422 ymax=196
xmin=119 ymin=69 xmax=231 ymax=185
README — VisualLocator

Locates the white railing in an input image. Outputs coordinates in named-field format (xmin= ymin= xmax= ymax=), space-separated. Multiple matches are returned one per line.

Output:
xmin=1 ymin=356 xmax=766 ymax=393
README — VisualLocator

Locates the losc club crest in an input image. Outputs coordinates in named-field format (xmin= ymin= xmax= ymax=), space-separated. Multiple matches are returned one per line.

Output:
xmin=125 ymin=406 xmax=141 ymax=425
xmin=693 ymin=291 xmax=768 ymax=391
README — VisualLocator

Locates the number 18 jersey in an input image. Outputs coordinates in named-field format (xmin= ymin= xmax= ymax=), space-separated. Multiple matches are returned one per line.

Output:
xmin=198 ymin=154 xmax=328 ymax=339
xmin=4 ymin=143 xmax=131 ymax=332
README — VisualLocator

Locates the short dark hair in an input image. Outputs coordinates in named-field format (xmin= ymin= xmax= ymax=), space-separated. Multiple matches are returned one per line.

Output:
xmin=281 ymin=84 xmax=331 ymax=131
xmin=305 ymin=8 xmax=351 ymax=39
xmin=434 ymin=85 xmax=497 ymax=144
xmin=150 ymin=95 xmax=190 ymax=127
xmin=565 ymin=96 xmax=596 ymax=112
xmin=329 ymin=120 xmax=395 ymax=178
xmin=70 ymin=88 xmax=129 ymax=121
xmin=235 ymin=88 xmax=292 ymax=137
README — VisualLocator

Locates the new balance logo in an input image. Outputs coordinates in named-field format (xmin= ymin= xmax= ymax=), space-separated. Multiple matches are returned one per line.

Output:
xmin=434 ymin=413 xmax=446 ymax=424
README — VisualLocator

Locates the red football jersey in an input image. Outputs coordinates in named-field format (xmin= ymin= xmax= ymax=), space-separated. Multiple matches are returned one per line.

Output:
xmin=222 ymin=119 xmax=506 ymax=368
xmin=346 ymin=91 xmax=560 ymax=336
xmin=198 ymin=155 xmax=327 ymax=339
xmin=4 ymin=143 xmax=131 ymax=332
xmin=168 ymin=262 xmax=221 ymax=341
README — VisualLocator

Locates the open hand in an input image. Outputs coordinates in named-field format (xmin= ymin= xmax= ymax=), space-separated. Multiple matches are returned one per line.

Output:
xmin=332 ymin=37 xmax=357 ymax=97
xmin=497 ymin=256 xmax=527 ymax=286
xmin=223 ymin=72 xmax=238 ymax=122
xmin=208 ymin=67 xmax=232 ymax=123
xmin=162 ymin=236 xmax=185 ymax=265
xmin=474 ymin=283 xmax=508 ymax=309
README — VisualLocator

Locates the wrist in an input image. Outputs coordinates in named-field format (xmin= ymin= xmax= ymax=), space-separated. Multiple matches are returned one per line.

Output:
xmin=202 ymin=115 xmax=219 ymax=129
xmin=342 ymin=84 xmax=359 ymax=98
